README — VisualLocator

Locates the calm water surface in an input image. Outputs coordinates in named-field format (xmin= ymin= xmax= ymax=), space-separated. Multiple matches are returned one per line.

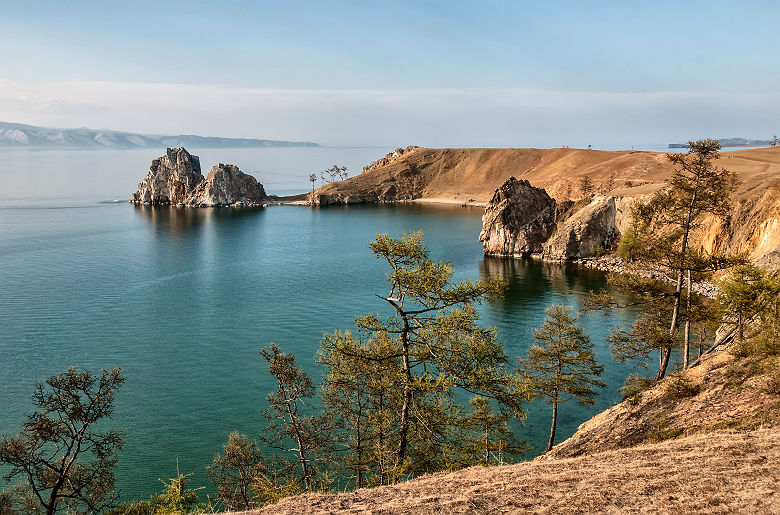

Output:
xmin=0 ymin=148 xmax=637 ymax=502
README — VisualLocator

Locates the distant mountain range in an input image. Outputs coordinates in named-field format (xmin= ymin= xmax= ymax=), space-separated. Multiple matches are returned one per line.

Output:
xmin=668 ymin=137 xmax=777 ymax=149
xmin=0 ymin=122 xmax=319 ymax=149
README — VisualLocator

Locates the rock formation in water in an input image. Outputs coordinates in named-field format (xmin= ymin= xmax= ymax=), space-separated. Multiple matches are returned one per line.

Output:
xmin=186 ymin=163 xmax=266 ymax=207
xmin=132 ymin=147 xmax=204 ymax=204
xmin=479 ymin=177 xmax=557 ymax=256
xmin=542 ymin=196 xmax=620 ymax=260
xmin=131 ymin=148 xmax=267 ymax=207
xmin=480 ymin=177 xmax=644 ymax=261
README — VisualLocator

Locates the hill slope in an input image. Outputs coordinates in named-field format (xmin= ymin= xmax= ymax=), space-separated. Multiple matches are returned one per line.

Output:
xmin=254 ymin=427 xmax=778 ymax=514
xmin=245 ymin=351 xmax=779 ymax=514
xmin=314 ymin=146 xmax=780 ymax=204
xmin=313 ymin=146 xmax=780 ymax=265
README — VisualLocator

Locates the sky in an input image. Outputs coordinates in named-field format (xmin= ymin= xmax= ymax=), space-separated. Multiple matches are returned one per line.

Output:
xmin=1 ymin=0 xmax=778 ymax=148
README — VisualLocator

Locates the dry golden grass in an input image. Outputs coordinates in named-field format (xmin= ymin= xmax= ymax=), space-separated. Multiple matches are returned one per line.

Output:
xmin=226 ymin=351 xmax=780 ymax=514
xmin=546 ymin=352 xmax=780 ymax=459
xmin=316 ymin=146 xmax=780 ymax=204
xmin=245 ymin=427 xmax=779 ymax=514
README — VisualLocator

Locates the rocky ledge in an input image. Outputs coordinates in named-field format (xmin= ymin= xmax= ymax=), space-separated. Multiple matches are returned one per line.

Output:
xmin=361 ymin=145 xmax=420 ymax=174
xmin=480 ymin=177 xmax=638 ymax=261
xmin=131 ymin=148 xmax=266 ymax=207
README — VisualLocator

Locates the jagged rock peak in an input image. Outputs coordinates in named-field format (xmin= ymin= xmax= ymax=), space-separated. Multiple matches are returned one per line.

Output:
xmin=362 ymin=146 xmax=421 ymax=174
xmin=132 ymin=147 xmax=203 ymax=205
xmin=479 ymin=177 xmax=557 ymax=256
xmin=186 ymin=163 xmax=266 ymax=207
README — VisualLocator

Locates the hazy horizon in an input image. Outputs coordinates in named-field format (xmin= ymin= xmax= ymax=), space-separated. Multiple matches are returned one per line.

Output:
xmin=1 ymin=1 xmax=778 ymax=148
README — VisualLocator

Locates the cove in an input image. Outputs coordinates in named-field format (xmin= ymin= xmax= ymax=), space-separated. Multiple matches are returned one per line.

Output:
xmin=0 ymin=201 xmax=637 ymax=501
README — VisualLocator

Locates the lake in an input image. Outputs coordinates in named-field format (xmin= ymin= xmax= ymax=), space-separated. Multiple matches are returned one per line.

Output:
xmin=0 ymin=148 xmax=637 ymax=502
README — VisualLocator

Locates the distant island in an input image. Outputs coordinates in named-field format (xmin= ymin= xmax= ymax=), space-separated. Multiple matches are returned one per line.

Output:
xmin=669 ymin=137 xmax=777 ymax=148
xmin=0 ymin=121 xmax=319 ymax=149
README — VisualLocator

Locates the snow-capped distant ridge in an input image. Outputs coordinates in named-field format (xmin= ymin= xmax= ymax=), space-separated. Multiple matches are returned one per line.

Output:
xmin=0 ymin=122 xmax=319 ymax=149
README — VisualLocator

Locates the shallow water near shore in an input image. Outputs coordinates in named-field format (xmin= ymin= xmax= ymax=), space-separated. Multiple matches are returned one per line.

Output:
xmin=0 ymin=198 xmax=641 ymax=501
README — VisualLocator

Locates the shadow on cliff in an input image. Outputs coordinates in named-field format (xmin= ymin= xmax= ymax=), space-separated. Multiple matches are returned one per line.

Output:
xmin=132 ymin=204 xmax=265 ymax=235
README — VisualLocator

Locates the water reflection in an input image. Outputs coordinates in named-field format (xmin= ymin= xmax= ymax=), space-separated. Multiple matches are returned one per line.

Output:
xmin=132 ymin=204 xmax=265 ymax=235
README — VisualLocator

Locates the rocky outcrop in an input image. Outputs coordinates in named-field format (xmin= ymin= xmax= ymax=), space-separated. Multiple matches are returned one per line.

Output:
xmin=132 ymin=147 xmax=204 ymax=204
xmin=479 ymin=177 xmax=557 ymax=256
xmin=186 ymin=163 xmax=266 ymax=207
xmin=131 ymin=148 xmax=266 ymax=207
xmin=542 ymin=196 xmax=620 ymax=260
xmin=480 ymin=177 xmax=641 ymax=261
xmin=362 ymin=146 xmax=420 ymax=174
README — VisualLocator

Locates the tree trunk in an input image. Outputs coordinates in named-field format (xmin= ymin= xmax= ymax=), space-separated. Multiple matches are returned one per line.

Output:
xmin=281 ymin=385 xmax=310 ymax=490
xmin=656 ymin=347 xmax=671 ymax=381
xmin=546 ymin=399 xmax=558 ymax=452
xmin=377 ymin=390 xmax=386 ymax=485
xmin=683 ymin=269 xmax=692 ymax=369
xmin=394 ymin=314 xmax=413 ymax=477
xmin=665 ymin=183 xmax=698 ymax=379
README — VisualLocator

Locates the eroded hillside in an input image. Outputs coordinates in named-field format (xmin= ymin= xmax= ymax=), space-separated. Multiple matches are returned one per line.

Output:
xmin=311 ymin=146 xmax=780 ymax=265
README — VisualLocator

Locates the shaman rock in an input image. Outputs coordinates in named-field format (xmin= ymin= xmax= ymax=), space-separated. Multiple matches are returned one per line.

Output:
xmin=185 ymin=163 xmax=266 ymax=207
xmin=132 ymin=147 xmax=203 ymax=204
xmin=479 ymin=177 xmax=557 ymax=256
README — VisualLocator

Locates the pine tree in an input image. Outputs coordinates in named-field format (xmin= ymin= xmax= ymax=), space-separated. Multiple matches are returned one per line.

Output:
xmin=579 ymin=176 xmax=594 ymax=198
xmin=0 ymin=367 xmax=125 ymax=515
xmin=260 ymin=344 xmax=324 ymax=491
xmin=208 ymin=432 xmax=268 ymax=511
xmin=457 ymin=396 xmax=529 ymax=466
xmin=519 ymin=305 xmax=605 ymax=452
xmin=590 ymin=139 xmax=739 ymax=380
xmin=320 ymin=232 xmax=525 ymax=481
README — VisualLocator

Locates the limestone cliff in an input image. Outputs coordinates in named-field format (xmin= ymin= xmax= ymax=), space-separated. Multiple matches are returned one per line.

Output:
xmin=131 ymin=148 xmax=266 ymax=207
xmin=186 ymin=163 xmax=266 ymax=207
xmin=132 ymin=147 xmax=203 ymax=204
xmin=478 ymin=177 xmax=557 ymax=256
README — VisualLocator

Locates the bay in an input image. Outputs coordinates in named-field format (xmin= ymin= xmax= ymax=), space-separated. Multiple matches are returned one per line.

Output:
xmin=0 ymin=148 xmax=637 ymax=502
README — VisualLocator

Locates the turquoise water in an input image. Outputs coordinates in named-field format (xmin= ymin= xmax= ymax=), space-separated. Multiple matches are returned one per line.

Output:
xmin=0 ymin=199 xmax=637 ymax=501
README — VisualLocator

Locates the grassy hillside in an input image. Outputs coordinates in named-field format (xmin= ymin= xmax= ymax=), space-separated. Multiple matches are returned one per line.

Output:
xmin=243 ymin=349 xmax=779 ymax=514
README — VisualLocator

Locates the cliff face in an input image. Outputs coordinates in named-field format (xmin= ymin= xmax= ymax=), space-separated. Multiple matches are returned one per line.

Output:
xmin=132 ymin=147 xmax=203 ymax=204
xmin=186 ymin=163 xmax=266 ymax=207
xmin=131 ymin=148 xmax=266 ymax=207
xmin=542 ymin=196 xmax=621 ymax=260
xmin=479 ymin=177 xmax=641 ymax=261
xmin=478 ymin=177 xmax=557 ymax=256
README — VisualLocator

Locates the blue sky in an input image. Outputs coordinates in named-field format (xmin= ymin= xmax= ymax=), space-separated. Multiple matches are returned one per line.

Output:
xmin=1 ymin=1 xmax=778 ymax=146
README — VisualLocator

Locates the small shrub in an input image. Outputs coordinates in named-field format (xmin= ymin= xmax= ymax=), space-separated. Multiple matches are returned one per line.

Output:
xmin=104 ymin=501 xmax=154 ymax=514
xmin=764 ymin=360 xmax=780 ymax=394
xmin=646 ymin=414 xmax=685 ymax=442
xmin=619 ymin=374 xmax=654 ymax=406
xmin=664 ymin=371 xmax=700 ymax=401
xmin=625 ymin=180 xmax=634 ymax=187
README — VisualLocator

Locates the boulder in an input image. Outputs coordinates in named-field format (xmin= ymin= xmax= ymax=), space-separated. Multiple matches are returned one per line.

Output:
xmin=542 ymin=196 xmax=620 ymax=260
xmin=186 ymin=163 xmax=266 ymax=207
xmin=479 ymin=177 xmax=557 ymax=256
xmin=132 ymin=147 xmax=203 ymax=204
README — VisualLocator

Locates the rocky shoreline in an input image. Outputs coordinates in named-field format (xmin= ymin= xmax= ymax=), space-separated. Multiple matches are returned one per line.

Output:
xmin=567 ymin=255 xmax=719 ymax=298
